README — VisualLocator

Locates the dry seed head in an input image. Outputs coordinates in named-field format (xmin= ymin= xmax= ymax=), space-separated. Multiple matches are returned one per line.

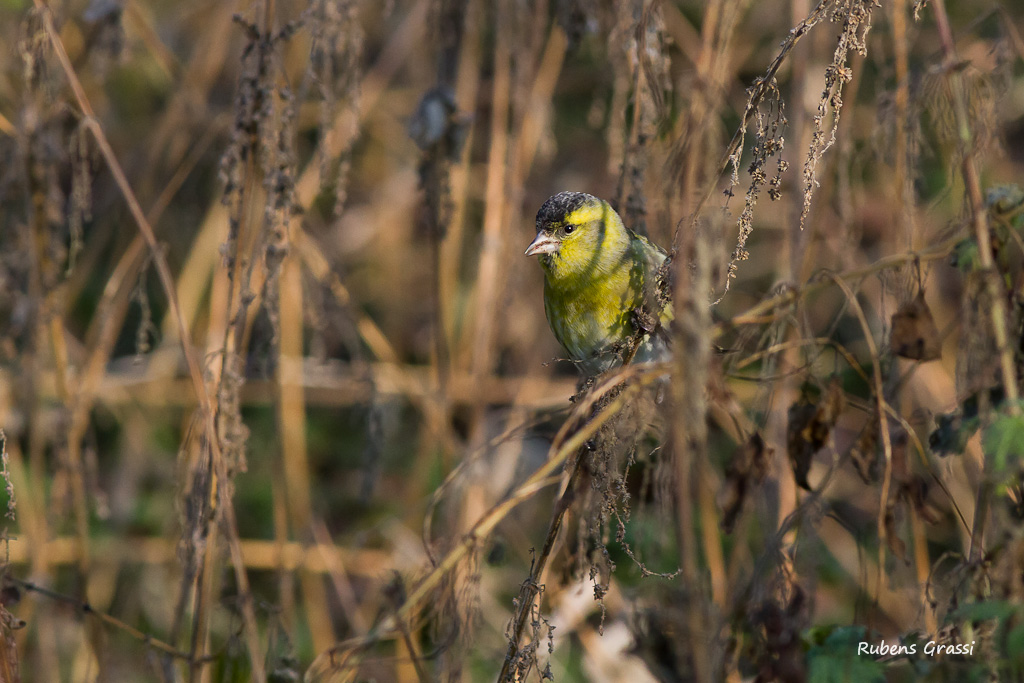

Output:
xmin=18 ymin=10 xmax=54 ymax=93
xmin=799 ymin=0 xmax=878 ymax=231
xmin=67 ymin=123 xmax=93 ymax=274
xmin=720 ymin=80 xmax=787 ymax=301
xmin=306 ymin=0 xmax=362 ymax=216
xmin=921 ymin=64 xmax=1000 ymax=168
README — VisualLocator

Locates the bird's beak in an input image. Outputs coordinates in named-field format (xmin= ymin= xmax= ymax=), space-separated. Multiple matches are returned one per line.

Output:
xmin=525 ymin=233 xmax=559 ymax=257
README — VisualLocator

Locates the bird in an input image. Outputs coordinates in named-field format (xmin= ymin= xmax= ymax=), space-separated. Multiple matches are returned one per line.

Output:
xmin=525 ymin=191 xmax=672 ymax=375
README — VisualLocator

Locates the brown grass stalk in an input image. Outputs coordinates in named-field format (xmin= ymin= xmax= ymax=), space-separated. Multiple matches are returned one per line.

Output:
xmin=676 ymin=0 xmax=833 ymax=258
xmin=463 ymin=7 xmax=510 ymax=378
xmin=11 ymin=577 xmax=194 ymax=661
xmin=278 ymin=250 xmax=334 ymax=654
xmin=671 ymin=226 xmax=714 ymax=683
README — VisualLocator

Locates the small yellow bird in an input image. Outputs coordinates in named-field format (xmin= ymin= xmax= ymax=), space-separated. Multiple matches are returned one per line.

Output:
xmin=525 ymin=192 xmax=672 ymax=375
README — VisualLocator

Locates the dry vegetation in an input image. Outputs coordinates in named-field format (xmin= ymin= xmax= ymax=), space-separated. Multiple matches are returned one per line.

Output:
xmin=0 ymin=0 xmax=1023 ymax=681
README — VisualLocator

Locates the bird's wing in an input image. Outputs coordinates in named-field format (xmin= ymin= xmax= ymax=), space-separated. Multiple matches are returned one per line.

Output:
xmin=629 ymin=232 xmax=671 ymax=319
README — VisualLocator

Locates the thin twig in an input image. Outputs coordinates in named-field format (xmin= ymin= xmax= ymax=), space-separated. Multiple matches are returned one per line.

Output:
xmin=930 ymin=0 xmax=1018 ymax=565
xmin=10 ymin=577 xmax=197 ymax=662
xmin=826 ymin=274 xmax=894 ymax=607
xmin=495 ymin=442 xmax=587 ymax=683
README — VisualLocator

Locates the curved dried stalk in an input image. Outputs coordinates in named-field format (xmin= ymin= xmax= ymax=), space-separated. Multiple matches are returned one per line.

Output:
xmin=307 ymin=366 xmax=661 ymax=680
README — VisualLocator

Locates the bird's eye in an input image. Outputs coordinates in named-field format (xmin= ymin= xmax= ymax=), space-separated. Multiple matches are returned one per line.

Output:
xmin=564 ymin=224 xmax=575 ymax=234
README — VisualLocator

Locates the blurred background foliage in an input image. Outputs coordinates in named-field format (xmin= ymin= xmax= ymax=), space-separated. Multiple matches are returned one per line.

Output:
xmin=0 ymin=0 xmax=1022 ymax=681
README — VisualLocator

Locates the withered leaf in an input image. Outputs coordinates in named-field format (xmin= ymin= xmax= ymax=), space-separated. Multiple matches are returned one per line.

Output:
xmin=849 ymin=418 xmax=879 ymax=484
xmin=720 ymin=432 xmax=774 ymax=533
xmin=787 ymin=378 xmax=846 ymax=491
xmin=904 ymin=476 xmax=943 ymax=525
xmin=787 ymin=403 xmax=817 ymax=490
xmin=891 ymin=291 xmax=941 ymax=361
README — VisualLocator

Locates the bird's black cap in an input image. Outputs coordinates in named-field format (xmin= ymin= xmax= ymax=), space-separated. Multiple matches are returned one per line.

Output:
xmin=536 ymin=191 xmax=596 ymax=230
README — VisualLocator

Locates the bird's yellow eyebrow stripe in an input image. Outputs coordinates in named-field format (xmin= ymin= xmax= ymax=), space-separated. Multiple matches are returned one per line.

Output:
xmin=564 ymin=202 xmax=606 ymax=226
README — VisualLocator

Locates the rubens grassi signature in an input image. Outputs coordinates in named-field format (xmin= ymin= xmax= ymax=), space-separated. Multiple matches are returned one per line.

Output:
xmin=857 ymin=640 xmax=976 ymax=657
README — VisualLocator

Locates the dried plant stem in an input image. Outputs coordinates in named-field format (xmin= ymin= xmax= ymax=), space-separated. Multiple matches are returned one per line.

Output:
xmin=122 ymin=0 xmax=181 ymax=80
xmin=397 ymin=615 xmax=432 ymax=683
xmin=28 ymin=149 xmax=92 ymax=648
xmin=190 ymin=517 xmax=219 ymax=681
xmin=465 ymin=11 xmax=510 ymax=377
xmin=294 ymin=230 xmax=400 ymax=364
xmin=495 ymin=444 xmax=586 ymax=683
xmin=162 ymin=0 xmax=426 ymax=351
xmin=32 ymin=3 xmax=267 ymax=678
xmin=494 ymin=369 xmax=664 ymax=681
xmin=726 ymin=233 xmax=959 ymax=331
xmin=827 ymin=275 xmax=894 ymax=605
xmin=143 ymin=5 xmax=235 ymax=176
xmin=931 ymin=0 xmax=1018 ymax=408
xmin=440 ymin=0 xmax=482 ymax=346
xmin=61 ymin=155 xmax=192 ymax=605
xmin=272 ymin=471 xmax=297 ymax=634
xmin=930 ymin=0 xmax=1019 ymax=564
xmin=672 ymin=227 xmax=714 ymax=683
xmin=311 ymin=519 xmax=370 ymax=635
xmin=465 ymin=18 xmax=565 ymax=380
xmin=785 ymin=0 xmax=811 ymax=282
xmin=910 ymin=505 xmax=937 ymax=634
xmin=673 ymin=0 xmax=742 ymax=239
xmin=513 ymin=26 xmax=567 ymax=186
xmin=424 ymin=0 xmax=466 ymax=403
xmin=279 ymin=252 xmax=334 ymax=654
xmin=5 ymin=440 xmax=57 ymax=680
xmin=891 ymin=0 xmax=915 ymax=247
xmin=6 ymin=535 xmax=408 ymax=575
xmin=675 ymin=3 xmax=740 ymax=612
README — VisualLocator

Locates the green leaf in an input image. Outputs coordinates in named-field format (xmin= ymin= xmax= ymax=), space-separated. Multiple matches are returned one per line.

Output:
xmin=806 ymin=626 xmax=886 ymax=683
xmin=950 ymin=600 xmax=1018 ymax=624
xmin=951 ymin=238 xmax=981 ymax=273
xmin=1007 ymin=622 xmax=1024 ymax=661
xmin=982 ymin=412 xmax=1024 ymax=473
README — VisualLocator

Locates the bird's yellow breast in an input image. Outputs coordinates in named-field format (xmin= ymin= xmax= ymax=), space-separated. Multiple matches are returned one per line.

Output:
xmin=543 ymin=264 xmax=636 ymax=362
